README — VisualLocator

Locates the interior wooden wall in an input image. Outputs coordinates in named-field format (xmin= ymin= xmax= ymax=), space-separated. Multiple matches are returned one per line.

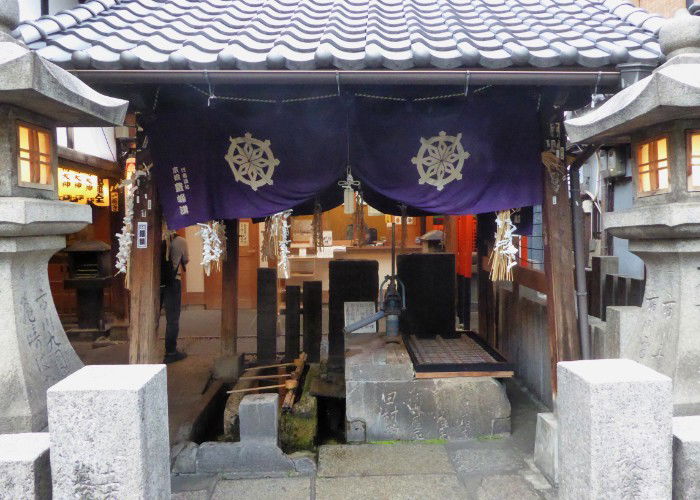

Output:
xmin=294 ymin=204 xmax=431 ymax=244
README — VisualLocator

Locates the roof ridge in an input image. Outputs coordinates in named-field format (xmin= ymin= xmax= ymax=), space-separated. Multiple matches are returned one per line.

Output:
xmin=600 ymin=0 xmax=666 ymax=34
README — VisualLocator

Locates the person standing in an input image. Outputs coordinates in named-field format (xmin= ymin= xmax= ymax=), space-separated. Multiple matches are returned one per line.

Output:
xmin=161 ymin=231 xmax=189 ymax=363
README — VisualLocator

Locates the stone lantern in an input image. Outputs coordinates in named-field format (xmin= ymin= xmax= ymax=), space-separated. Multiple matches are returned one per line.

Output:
xmin=0 ymin=1 xmax=127 ymax=432
xmin=565 ymin=7 xmax=700 ymax=413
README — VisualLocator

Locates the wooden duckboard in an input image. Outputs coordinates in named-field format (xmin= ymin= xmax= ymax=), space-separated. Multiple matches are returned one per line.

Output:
xmin=406 ymin=332 xmax=514 ymax=378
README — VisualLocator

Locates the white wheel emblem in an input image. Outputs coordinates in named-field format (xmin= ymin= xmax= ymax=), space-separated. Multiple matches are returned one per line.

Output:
xmin=411 ymin=131 xmax=470 ymax=191
xmin=224 ymin=133 xmax=279 ymax=191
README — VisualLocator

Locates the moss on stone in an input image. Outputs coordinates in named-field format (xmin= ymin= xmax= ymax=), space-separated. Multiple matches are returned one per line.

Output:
xmin=280 ymin=364 xmax=319 ymax=454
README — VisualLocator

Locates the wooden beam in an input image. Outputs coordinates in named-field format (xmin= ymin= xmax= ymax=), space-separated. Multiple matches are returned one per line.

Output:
xmin=128 ymin=115 xmax=162 ymax=364
xmin=57 ymin=146 xmax=123 ymax=180
xmin=415 ymin=370 xmax=514 ymax=379
xmin=220 ymin=219 xmax=240 ymax=356
xmin=480 ymin=257 xmax=547 ymax=295
xmin=542 ymin=153 xmax=581 ymax=393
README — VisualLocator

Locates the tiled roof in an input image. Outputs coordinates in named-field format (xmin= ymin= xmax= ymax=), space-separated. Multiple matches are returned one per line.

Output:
xmin=12 ymin=0 xmax=665 ymax=71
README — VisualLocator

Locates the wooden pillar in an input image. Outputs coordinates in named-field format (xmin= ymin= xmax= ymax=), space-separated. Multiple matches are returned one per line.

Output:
xmin=128 ymin=113 xmax=162 ymax=364
xmin=302 ymin=281 xmax=322 ymax=363
xmin=220 ymin=219 xmax=239 ymax=355
xmin=476 ymin=213 xmax=496 ymax=344
xmin=284 ymin=285 xmax=301 ymax=361
xmin=542 ymin=155 xmax=581 ymax=393
xmin=256 ymin=268 xmax=278 ymax=364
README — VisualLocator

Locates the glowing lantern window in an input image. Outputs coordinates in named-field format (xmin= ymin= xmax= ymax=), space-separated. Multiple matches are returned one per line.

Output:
xmin=688 ymin=131 xmax=700 ymax=190
xmin=17 ymin=123 xmax=53 ymax=189
xmin=636 ymin=137 xmax=670 ymax=195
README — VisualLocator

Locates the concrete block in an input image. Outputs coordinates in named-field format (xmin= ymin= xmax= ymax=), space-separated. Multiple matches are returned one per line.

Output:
xmin=195 ymin=442 xmax=294 ymax=475
xmin=172 ymin=442 xmax=199 ymax=475
xmin=673 ymin=416 xmax=700 ymax=500
xmin=47 ymin=364 xmax=170 ymax=499
xmin=533 ymin=412 xmax=558 ymax=486
xmin=346 ymin=377 xmax=510 ymax=442
xmin=0 ymin=433 xmax=50 ymax=499
xmin=558 ymin=359 xmax=672 ymax=500
xmin=587 ymin=315 xmax=607 ymax=360
xmin=239 ymin=393 xmax=278 ymax=445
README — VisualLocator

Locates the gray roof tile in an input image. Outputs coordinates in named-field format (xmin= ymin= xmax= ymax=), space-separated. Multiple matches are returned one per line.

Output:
xmin=14 ymin=0 xmax=665 ymax=71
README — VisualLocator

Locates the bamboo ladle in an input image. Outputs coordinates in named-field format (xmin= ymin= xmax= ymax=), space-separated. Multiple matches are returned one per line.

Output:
xmin=227 ymin=379 xmax=298 ymax=394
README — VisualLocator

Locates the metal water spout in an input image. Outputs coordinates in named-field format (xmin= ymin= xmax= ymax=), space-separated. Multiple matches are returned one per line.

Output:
xmin=342 ymin=224 xmax=405 ymax=339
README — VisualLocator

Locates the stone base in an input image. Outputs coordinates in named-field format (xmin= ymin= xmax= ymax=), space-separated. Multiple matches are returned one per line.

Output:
xmin=558 ymin=359 xmax=672 ymax=499
xmin=0 ymin=433 xmax=50 ymax=499
xmin=673 ymin=416 xmax=700 ymax=500
xmin=48 ymin=365 xmax=171 ymax=499
xmin=533 ymin=412 xmax=558 ymax=486
xmin=193 ymin=440 xmax=316 ymax=478
xmin=345 ymin=333 xmax=511 ymax=442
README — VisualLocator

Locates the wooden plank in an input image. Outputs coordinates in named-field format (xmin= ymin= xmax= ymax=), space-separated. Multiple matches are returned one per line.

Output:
xmin=513 ymin=266 xmax=547 ymax=294
xmin=542 ymin=146 xmax=581 ymax=394
xmin=629 ymin=278 xmax=645 ymax=306
xmin=602 ymin=274 xmax=615 ymax=321
xmin=590 ymin=256 xmax=603 ymax=318
xmin=585 ymin=268 xmax=593 ymax=315
xmin=220 ymin=219 xmax=239 ymax=356
xmin=128 ymin=115 xmax=162 ymax=364
xmin=480 ymin=257 xmax=546 ymax=294
xmin=415 ymin=371 xmax=514 ymax=379
xmin=615 ymin=276 xmax=629 ymax=307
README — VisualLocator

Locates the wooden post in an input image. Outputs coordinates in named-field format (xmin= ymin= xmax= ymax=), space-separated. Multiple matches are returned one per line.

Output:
xmin=476 ymin=213 xmax=496 ymax=345
xmin=302 ymin=281 xmax=322 ymax=363
xmin=284 ymin=285 xmax=301 ymax=361
xmin=220 ymin=219 xmax=239 ymax=355
xmin=542 ymin=157 xmax=581 ymax=393
xmin=128 ymin=114 xmax=162 ymax=364
xmin=256 ymin=268 xmax=278 ymax=364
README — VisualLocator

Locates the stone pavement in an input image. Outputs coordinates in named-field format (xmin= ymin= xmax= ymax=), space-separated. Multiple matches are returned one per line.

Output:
xmin=172 ymin=380 xmax=557 ymax=500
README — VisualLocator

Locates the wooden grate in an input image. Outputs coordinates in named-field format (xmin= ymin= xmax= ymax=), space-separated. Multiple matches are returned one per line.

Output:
xmin=405 ymin=332 xmax=514 ymax=375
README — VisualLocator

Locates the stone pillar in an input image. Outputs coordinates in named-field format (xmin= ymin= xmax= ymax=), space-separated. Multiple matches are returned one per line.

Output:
xmin=239 ymin=393 xmax=278 ymax=445
xmin=0 ymin=198 xmax=89 ymax=433
xmin=533 ymin=412 xmax=558 ymax=486
xmin=673 ymin=416 xmax=700 ymax=500
xmin=558 ymin=359 xmax=672 ymax=499
xmin=0 ymin=432 xmax=51 ymax=499
xmin=47 ymin=364 xmax=170 ymax=499
xmin=625 ymin=236 xmax=700 ymax=409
